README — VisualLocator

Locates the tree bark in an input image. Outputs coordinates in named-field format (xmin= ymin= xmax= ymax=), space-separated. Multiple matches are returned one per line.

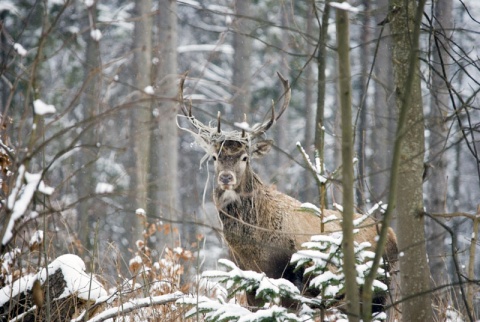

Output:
xmin=336 ymin=4 xmax=360 ymax=321
xmin=231 ymin=0 xmax=252 ymax=121
xmin=389 ymin=0 xmax=433 ymax=320
xmin=425 ymin=0 xmax=452 ymax=290
xmin=130 ymin=0 xmax=153 ymax=241
xmin=370 ymin=0 xmax=395 ymax=205
xmin=314 ymin=2 xmax=330 ymax=210
xmin=77 ymin=3 xmax=102 ymax=252
xmin=149 ymin=0 xmax=179 ymax=234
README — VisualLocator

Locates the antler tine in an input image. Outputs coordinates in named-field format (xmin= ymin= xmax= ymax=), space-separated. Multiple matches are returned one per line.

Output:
xmin=275 ymin=71 xmax=291 ymax=121
xmin=217 ymin=111 xmax=221 ymax=133
xmin=241 ymin=113 xmax=247 ymax=138
xmin=178 ymin=72 xmax=191 ymax=117
xmin=179 ymin=72 xmax=214 ymax=135
xmin=251 ymin=72 xmax=291 ymax=137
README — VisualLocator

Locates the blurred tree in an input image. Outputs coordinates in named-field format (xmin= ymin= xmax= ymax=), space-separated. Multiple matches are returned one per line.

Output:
xmin=149 ymin=0 xmax=179 ymax=234
xmin=370 ymin=0 xmax=395 ymax=205
xmin=389 ymin=0 xmax=433 ymax=320
xmin=425 ymin=0 xmax=452 ymax=290
xmin=77 ymin=2 xmax=102 ymax=253
xmin=232 ymin=0 xmax=252 ymax=121
xmin=129 ymin=0 xmax=153 ymax=241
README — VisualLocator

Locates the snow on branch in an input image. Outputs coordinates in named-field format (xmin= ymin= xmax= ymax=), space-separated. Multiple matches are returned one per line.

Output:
xmin=83 ymin=292 xmax=184 ymax=322
xmin=3 ymin=166 xmax=54 ymax=245
xmin=329 ymin=1 xmax=360 ymax=13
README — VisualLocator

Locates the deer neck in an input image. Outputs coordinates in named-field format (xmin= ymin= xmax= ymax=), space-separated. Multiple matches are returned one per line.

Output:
xmin=214 ymin=167 xmax=264 ymax=223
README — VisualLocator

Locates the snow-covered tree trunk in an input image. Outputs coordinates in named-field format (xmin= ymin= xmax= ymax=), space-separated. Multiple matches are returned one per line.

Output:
xmin=389 ymin=0 xmax=433 ymax=320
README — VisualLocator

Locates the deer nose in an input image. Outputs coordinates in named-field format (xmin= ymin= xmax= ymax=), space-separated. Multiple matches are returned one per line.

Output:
xmin=219 ymin=172 xmax=234 ymax=185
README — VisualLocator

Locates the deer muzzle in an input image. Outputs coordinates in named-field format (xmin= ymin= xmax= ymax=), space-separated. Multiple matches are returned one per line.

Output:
xmin=218 ymin=171 xmax=236 ymax=190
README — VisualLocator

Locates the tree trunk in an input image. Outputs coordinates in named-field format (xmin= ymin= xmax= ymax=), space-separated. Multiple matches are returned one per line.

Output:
xmin=77 ymin=3 xmax=102 ymax=252
xmin=389 ymin=0 xmax=433 ymax=320
xmin=275 ymin=4 xmax=290 ymax=191
xmin=149 ymin=0 xmax=178 ymax=234
xmin=356 ymin=0 xmax=372 ymax=211
xmin=231 ymin=0 xmax=252 ymax=121
xmin=302 ymin=5 xmax=316 ymax=202
xmin=315 ymin=2 xmax=330 ymax=210
xmin=425 ymin=0 xmax=452 ymax=290
xmin=130 ymin=0 xmax=153 ymax=242
xmin=370 ymin=0 xmax=395 ymax=205
xmin=336 ymin=4 xmax=360 ymax=321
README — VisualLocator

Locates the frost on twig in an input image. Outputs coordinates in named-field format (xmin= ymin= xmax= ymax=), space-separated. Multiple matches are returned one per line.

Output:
xmin=296 ymin=142 xmax=328 ymax=185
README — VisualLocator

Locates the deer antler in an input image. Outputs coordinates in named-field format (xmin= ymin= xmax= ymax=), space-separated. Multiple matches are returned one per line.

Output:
xmin=250 ymin=71 xmax=291 ymax=137
xmin=179 ymin=72 xmax=290 ymax=141
xmin=179 ymin=72 xmax=192 ymax=117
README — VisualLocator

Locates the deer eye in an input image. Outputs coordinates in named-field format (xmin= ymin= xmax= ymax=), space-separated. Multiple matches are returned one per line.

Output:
xmin=212 ymin=155 xmax=217 ymax=161
xmin=241 ymin=156 xmax=248 ymax=162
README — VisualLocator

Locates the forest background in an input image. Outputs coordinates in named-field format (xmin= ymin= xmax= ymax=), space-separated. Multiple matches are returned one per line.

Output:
xmin=0 ymin=0 xmax=479 ymax=321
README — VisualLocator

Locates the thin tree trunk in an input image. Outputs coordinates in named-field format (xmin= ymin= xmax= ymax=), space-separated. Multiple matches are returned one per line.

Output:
xmin=356 ymin=0 xmax=372 ymax=211
xmin=275 ymin=3 xmax=289 ymax=191
xmin=314 ymin=2 xmax=330 ymax=210
xmin=302 ymin=5 xmax=315 ymax=202
xmin=78 ymin=3 xmax=102 ymax=252
xmin=231 ymin=0 xmax=252 ymax=121
xmin=130 ymin=0 xmax=153 ymax=241
xmin=336 ymin=4 xmax=360 ymax=321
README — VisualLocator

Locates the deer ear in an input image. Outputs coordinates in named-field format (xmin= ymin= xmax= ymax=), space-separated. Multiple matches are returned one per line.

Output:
xmin=252 ymin=140 xmax=273 ymax=158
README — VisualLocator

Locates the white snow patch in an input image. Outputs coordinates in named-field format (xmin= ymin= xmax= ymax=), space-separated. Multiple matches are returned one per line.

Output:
xmin=13 ymin=43 xmax=27 ymax=57
xmin=0 ymin=255 xmax=106 ymax=307
xmin=83 ymin=0 xmax=94 ymax=7
xmin=90 ymin=29 xmax=102 ymax=41
xmin=329 ymin=1 xmax=360 ymax=13
xmin=29 ymin=230 xmax=43 ymax=247
xmin=333 ymin=203 xmax=343 ymax=212
xmin=177 ymin=44 xmax=234 ymax=55
xmin=1 ymin=248 xmax=21 ymax=274
xmin=233 ymin=121 xmax=251 ymax=131
xmin=4 ymin=167 xmax=54 ymax=245
xmin=143 ymin=86 xmax=154 ymax=95
xmin=300 ymin=202 xmax=322 ymax=215
xmin=0 ymin=274 xmax=36 ymax=306
xmin=38 ymin=254 xmax=107 ymax=301
xmin=33 ymin=99 xmax=56 ymax=115
xmin=87 ymin=292 xmax=183 ymax=322
xmin=95 ymin=182 xmax=114 ymax=194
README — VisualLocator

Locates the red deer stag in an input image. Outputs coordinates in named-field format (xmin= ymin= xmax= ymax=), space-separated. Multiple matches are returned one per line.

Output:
xmin=179 ymin=72 xmax=397 ymax=310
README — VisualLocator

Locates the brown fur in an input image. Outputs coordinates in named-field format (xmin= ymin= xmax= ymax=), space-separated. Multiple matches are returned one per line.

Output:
xmin=180 ymin=72 xmax=397 ymax=309
xmin=205 ymin=140 xmax=398 ymax=310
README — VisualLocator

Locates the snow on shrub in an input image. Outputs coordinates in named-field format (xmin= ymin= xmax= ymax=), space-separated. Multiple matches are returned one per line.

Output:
xmin=180 ymin=225 xmax=389 ymax=321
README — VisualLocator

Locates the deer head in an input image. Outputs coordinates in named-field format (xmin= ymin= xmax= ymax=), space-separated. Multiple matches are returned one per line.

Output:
xmin=179 ymin=72 xmax=291 ymax=198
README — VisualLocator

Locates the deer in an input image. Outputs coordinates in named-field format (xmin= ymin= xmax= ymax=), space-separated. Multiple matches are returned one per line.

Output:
xmin=178 ymin=72 xmax=398 ymax=311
